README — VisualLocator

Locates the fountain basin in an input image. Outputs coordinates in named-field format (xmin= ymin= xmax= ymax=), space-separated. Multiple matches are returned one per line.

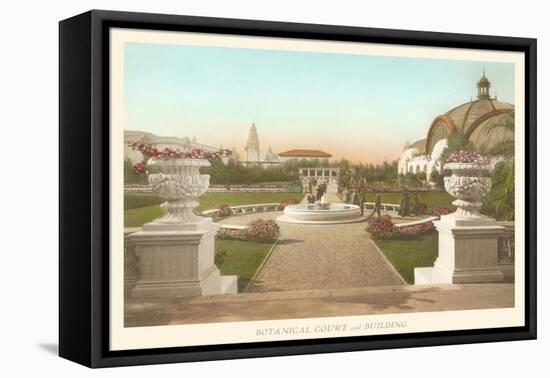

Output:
xmin=277 ymin=203 xmax=366 ymax=224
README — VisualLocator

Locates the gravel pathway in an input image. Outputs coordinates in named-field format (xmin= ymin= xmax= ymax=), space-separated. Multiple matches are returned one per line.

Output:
xmin=247 ymin=220 xmax=405 ymax=292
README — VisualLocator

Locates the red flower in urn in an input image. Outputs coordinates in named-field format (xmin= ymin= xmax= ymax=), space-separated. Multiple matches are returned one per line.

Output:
xmin=128 ymin=141 xmax=232 ymax=176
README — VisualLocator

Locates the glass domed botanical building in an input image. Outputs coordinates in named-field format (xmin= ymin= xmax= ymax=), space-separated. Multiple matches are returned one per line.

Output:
xmin=398 ymin=72 xmax=515 ymax=182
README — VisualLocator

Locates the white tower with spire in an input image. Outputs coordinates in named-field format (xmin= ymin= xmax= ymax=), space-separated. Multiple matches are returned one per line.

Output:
xmin=245 ymin=123 xmax=260 ymax=162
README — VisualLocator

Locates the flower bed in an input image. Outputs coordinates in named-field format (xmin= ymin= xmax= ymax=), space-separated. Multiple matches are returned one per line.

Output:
xmin=433 ymin=207 xmax=450 ymax=217
xmin=218 ymin=219 xmax=280 ymax=242
xmin=398 ymin=221 xmax=435 ymax=236
xmin=366 ymin=216 xmax=397 ymax=238
xmin=367 ymin=215 xmax=435 ymax=239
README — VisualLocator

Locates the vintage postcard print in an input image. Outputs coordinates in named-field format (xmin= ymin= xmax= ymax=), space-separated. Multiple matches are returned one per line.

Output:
xmin=109 ymin=28 xmax=525 ymax=351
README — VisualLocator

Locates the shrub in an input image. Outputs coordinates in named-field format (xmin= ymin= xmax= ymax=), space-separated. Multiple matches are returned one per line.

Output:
xmin=482 ymin=160 xmax=515 ymax=221
xmin=278 ymin=199 xmax=299 ymax=210
xmin=215 ymin=249 xmax=227 ymax=266
xmin=217 ymin=204 xmax=233 ymax=218
xmin=413 ymin=202 xmax=428 ymax=215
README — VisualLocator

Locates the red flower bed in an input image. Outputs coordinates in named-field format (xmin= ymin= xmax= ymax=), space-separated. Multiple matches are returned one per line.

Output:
xmin=398 ymin=222 xmax=435 ymax=236
xmin=433 ymin=207 xmax=450 ymax=217
xmin=245 ymin=219 xmax=280 ymax=241
xmin=367 ymin=215 xmax=397 ymax=238
xmin=217 ymin=219 xmax=280 ymax=242
xmin=367 ymin=215 xmax=435 ymax=239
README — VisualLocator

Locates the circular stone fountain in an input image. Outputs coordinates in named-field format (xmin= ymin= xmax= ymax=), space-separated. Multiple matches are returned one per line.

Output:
xmin=277 ymin=202 xmax=366 ymax=225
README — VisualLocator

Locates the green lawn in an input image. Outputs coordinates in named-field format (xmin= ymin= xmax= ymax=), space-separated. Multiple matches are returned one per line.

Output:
xmin=124 ymin=192 xmax=304 ymax=228
xmin=373 ymin=232 xmax=438 ymax=284
xmin=215 ymin=239 xmax=274 ymax=292
xmin=124 ymin=192 xmax=163 ymax=210
xmin=125 ymin=205 xmax=166 ymax=228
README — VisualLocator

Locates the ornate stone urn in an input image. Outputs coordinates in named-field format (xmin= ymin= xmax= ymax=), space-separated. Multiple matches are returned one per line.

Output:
xmin=414 ymin=157 xmax=505 ymax=285
xmin=146 ymin=158 xmax=211 ymax=227
xmin=443 ymin=162 xmax=492 ymax=221
xmin=129 ymin=156 xmax=237 ymax=298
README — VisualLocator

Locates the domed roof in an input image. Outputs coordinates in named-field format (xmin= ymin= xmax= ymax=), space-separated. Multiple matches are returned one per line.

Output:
xmin=262 ymin=146 xmax=280 ymax=161
xmin=446 ymin=98 xmax=513 ymax=134
xmin=409 ymin=139 xmax=427 ymax=151
xmin=468 ymin=111 xmax=514 ymax=151
xmin=425 ymin=97 xmax=514 ymax=154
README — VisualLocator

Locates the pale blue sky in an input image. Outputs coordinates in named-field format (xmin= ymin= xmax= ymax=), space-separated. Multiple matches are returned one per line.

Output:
xmin=124 ymin=42 xmax=514 ymax=163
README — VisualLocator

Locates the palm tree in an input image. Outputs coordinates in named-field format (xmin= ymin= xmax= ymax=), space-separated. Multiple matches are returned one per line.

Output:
xmin=481 ymin=115 xmax=515 ymax=220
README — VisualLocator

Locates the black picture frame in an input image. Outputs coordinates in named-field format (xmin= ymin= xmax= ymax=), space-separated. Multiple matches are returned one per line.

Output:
xmin=59 ymin=9 xmax=537 ymax=368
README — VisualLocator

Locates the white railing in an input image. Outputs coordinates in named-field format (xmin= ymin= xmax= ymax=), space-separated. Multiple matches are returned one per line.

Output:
xmin=207 ymin=187 xmax=289 ymax=193
xmin=124 ymin=184 xmax=153 ymax=193
xmin=363 ymin=202 xmax=400 ymax=212
xmin=201 ymin=202 xmax=283 ymax=219
xmin=497 ymin=222 xmax=515 ymax=263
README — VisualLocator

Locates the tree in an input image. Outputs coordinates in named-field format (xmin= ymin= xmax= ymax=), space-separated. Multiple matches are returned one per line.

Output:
xmin=399 ymin=172 xmax=425 ymax=188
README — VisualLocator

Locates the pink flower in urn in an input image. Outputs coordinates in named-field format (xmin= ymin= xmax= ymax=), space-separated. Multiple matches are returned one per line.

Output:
xmin=447 ymin=150 xmax=491 ymax=165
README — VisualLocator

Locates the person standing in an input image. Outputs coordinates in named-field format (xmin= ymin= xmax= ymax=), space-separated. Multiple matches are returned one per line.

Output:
xmin=412 ymin=191 xmax=420 ymax=215
xmin=350 ymin=189 xmax=356 ymax=206
xmin=359 ymin=189 xmax=367 ymax=215
xmin=399 ymin=189 xmax=410 ymax=217
xmin=342 ymin=187 xmax=348 ymax=203
xmin=373 ymin=192 xmax=382 ymax=217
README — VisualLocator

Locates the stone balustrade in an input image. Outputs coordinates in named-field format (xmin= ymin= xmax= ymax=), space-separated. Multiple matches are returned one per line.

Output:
xmin=497 ymin=221 xmax=515 ymax=282
xmin=124 ymin=230 xmax=138 ymax=295
xmin=207 ymin=187 xmax=290 ymax=193
xmin=363 ymin=202 xmax=400 ymax=212
xmin=124 ymin=184 xmax=153 ymax=193
xmin=201 ymin=203 xmax=283 ymax=219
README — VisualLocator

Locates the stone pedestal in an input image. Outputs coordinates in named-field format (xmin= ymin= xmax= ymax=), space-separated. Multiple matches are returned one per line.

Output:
xmin=414 ymin=214 xmax=505 ymax=284
xmin=129 ymin=217 xmax=237 ymax=299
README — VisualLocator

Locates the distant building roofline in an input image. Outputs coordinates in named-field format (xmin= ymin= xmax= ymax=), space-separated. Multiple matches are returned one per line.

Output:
xmin=278 ymin=149 xmax=332 ymax=158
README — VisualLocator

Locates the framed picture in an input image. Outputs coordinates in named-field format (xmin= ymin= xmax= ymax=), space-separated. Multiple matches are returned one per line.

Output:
xmin=59 ymin=10 xmax=537 ymax=368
